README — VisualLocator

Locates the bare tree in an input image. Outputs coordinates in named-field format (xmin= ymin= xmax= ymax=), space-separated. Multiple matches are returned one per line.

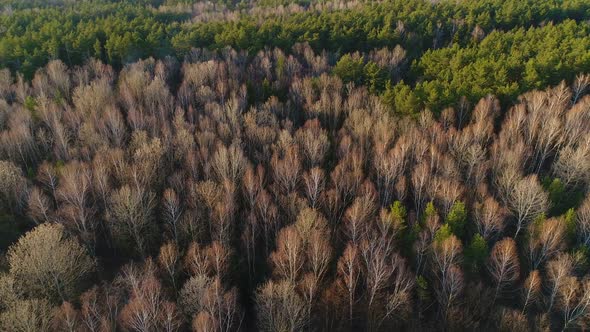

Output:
xmin=343 ymin=195 xmax=375 ymax=245
xmin=577 ymin=195 xmax=590 ymax=247
xmin=0 ymin=299 xmax=54 ymax=332
xmin=383 ymin=254 xmax=415 ymax=324
xmin=201 ymin=278 xmax=242 ymax=332
xmin=473 ymin=196 xmax=507 ymax=241
xmin=571 ymin=73 xmax=590 ymax=104
xmin=192 ymin=311 xmax=217 ymax=332
xmin=270 ymin=226 xmax=304 ymax=282
xmin=242 ymin=164 xmax=264 ymax=209
xmin=129 ymin=132 xmax=165 ymax=188
xmin=73 ymin=77 xmax=114 ymax=116
xmin=0 ymin=160 xmax=29 ymax=214
xmin=179 ymin=274 xmax=212 ymax=319
xmin=306 ymin=231 xmax=332 ymax=282
xmin=0 ymin=107 xmax=39 ymax=166
xmin=507 ymin=175 xmax=549 ymax=237
xmin=56 ymin=161 xmax=96 ymax=250
xmin=431 ymin=235 xmax=463 ymax=317
xmin=211 ymin=181 xmax=238 ymax=245
xmin=299 ymin=273 xmax=320 ymax=324
xmin=185 ymin=242 xmax=210 ymax=277
xmin=52 ymin=301 xmax=81 ymax=332
xmin=527 ymin=217 xmax=565 ymax=269
xmin=161 ymin=188 xmax=183 ymax=244
xmin=158 ymin=242 xmax=179 ymax=291
xmin=27 ymin=187 xmax=52 ymax=224
xmin=255 ymin=280 xmax=307 ymax=332
xmin=434 ymin=177 xmax=464 ymax=217
xmin=0 ymin=68 xmax=11 ymax=100
xmin=32 ymin=60 xmax=71 ymax=100
xmin=368 ymin=45 xmax=407 ymax=80
xmin=160 ymin=301 xmax=182 ymax=332
xmin=271 ymin=144 xmax=301 ymax=193
xmin=37 ymin=163 xmax=59 ymax=201
xmin=546 ymin=253 xmax=575 ymax=312
xmin=255 ymin=189 xmax=279 ymax=254
xmin=211 ymin=143 xmax=247 ymax=184
xmin=303 ymin=167 xmax=325 ymax=209
xmin=295 ymin=119 xmax=329 ymax=168
xmin=413 ymin=231 xmax=432 ymax=276
xmin=333 ymin=148 xmax=365 ymax=201
xmin=527 ymin=99 xmax=565 ymax=172
xmin=488 ymin=238 xmax=520 ymax=304
xmin=563 ymin=98 xmax=590 ymax=149
xmin=360 ymin=238 xmax=393 ymax=311
xmin=497 ymin=308 xmax=529 ymax=332
xmin=206 ymin=241 xmax=231 ymax=279
xmin=556 ymin=276 xmax=590 ymax=331
xmin=436 ymin=265 xmax=464 ymax=320
xmin=373 ymin=143 xmax=407 ymax=207
xmin=79 ymin=285 xmax=121 ymax=332
xmin=412 ymin=161 xmax=431 ymax=217
xmin=552 ymin=136 xmax=590 ymax=188
xmin=119 ymin=275 xmax=179 ymax=332
xmin=337 ymin=243 xmax=360 ymax=323
xmin=521 ymin=270 xmax=541 ymax=314
xmin=493 ymin=167 xmax=525 ymax=207
xmin=241 ymin=212 xmax=259 ymax=280
xmin=107 ymin=185 xmax=157 ymax=257
xmin=431 ymin=235 xmax=462 ymax=287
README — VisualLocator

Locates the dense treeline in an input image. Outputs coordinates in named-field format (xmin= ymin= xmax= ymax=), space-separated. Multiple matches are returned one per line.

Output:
xmin=0 ymin=43 xmax=590 ymax=330
xmin=408 ymin=20 xmax=590 ymax=112
xmin=1 ymin=0 xmax=590 ymax=111
xmin=2 ymin=0 xmax=590 ymax=331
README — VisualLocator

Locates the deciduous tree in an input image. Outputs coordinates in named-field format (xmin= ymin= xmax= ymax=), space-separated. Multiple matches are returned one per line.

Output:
xmin=488 ymin=238 xmax=520 ymax=304
xmin=7 ymin=223 xmax=95 ymax=302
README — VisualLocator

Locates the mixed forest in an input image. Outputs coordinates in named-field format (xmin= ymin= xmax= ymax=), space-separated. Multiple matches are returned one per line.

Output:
xmin=1 ymin=0 xmax=590 ymax=331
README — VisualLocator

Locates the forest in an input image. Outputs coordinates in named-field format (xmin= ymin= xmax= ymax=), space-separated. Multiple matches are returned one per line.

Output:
xmin=1 ymin=0 xmax=590 ymax=331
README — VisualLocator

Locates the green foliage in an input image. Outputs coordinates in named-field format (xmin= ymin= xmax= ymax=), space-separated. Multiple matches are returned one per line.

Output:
xmin=416 ymin=275 xmax=430 ymax=302
xmin=528 ymin=213 xmax=547 ymax=241
xmin=544 ymin=177 xmax=567 ymax=215
xmin=2 ymin=0 xmax=589 ymax=85
xmin=434 ymin=224 xmax=453 ymax=244
xmin=400 ymin=222 xmax=421 ymax=261
xmin=275 ymin=53 xmax=286 ymax=80
xmin=0 ymin=1 xmax=186 ymax=77
xmin=542 ymin=177 xmax=585 ymax=215
xmin=533 ymin=212 xmax=547 ymax=226
xmin=54 ymin=160 xmax=65 ymax=173
xmin=445 ymin=201 xmax=467 ymax=238
xmin=93 ymin=39 xmax=103 ymax=60
xmin=423 ymin=201 xmax=437 ymax=222
xmin=24 ymin=96 xmax=37 ymax=112
xmin=390 ymin=200 xmax=407 ymax=225
xmin=333 ymin=54 xmax=365 ymax=85
xmin=573 ymin=245 xmax=590 ymax=273
xmin=413 ymin=20 xmax=590 ymax=113
xmin=390 ymin=201 xmax=415 ymax=256
xmin=563 ymin=208 xmax=577 ymax=245
xmin=382 ymin=80 xmax=420 ymax=116
xmin=364 ymin=61 xmax=387 ymax=94
xmin=26 ymin=167 xmax=34 ymax=179
xmin=464 ymin=234 xmax=488 ymax=274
